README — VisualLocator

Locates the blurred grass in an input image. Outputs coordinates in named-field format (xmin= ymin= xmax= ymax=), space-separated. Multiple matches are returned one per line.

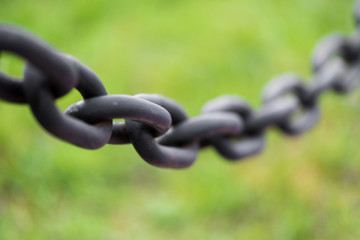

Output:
xmin=1 ymin=0 xmax=360 ymax=239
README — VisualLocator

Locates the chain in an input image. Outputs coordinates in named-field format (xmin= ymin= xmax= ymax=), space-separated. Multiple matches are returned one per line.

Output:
xmin=1 ymin=2 xmax=360 ymax=169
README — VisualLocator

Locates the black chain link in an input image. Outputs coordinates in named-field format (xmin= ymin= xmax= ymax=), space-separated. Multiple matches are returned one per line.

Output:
xmin=1 ymin=2 xmax=360 ymax=168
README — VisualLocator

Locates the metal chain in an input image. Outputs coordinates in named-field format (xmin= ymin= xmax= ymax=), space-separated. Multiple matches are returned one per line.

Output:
xmin=1 ymin=2 xmax=360 ymax=169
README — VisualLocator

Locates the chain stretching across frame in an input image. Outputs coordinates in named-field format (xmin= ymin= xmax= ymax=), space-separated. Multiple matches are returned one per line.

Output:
xmin=1 ymin=1 xmax=360 ymax=168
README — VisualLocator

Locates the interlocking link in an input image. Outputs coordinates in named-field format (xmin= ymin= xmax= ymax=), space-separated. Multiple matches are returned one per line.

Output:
xmin=262 ymin=74 xmax=320 ymax=135
xmin=0 ymin=25 xmax=78 ymax=101
xmin=1 ymin=1 xmax=360 ymax=168
xmin=126 ymin=94 xmax=199 ymax=168
xmin=65 ymin=95 xmax=172 ymax=144
xmin=23 ymin=63 xmax=113 ymax=149
xmin=202 ymin=96 xmax=265 ymax=160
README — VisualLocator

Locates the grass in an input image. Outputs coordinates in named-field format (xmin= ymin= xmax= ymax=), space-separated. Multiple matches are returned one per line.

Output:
xmin=1 ymin=0 xmax=360 ymax=239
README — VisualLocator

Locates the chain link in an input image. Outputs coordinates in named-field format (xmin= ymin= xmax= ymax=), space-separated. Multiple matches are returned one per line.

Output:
xmin=1 ymin=2 xmax=360 ymax=168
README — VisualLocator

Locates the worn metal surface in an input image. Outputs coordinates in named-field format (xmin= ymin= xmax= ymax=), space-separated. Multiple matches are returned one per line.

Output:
xmin=1 ymin=1 xmax=360 ymax=168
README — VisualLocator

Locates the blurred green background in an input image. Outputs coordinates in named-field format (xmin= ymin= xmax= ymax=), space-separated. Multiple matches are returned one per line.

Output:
xmin=1 ymin=0 xmax=360 ymax=239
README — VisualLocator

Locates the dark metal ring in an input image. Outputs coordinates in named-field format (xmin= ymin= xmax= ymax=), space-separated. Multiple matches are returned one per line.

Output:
xmin=201 ymin=96 xmax=265 ymax=160
xmin=248 ymin=95 xmax=300 ymax=133
xmin=311 ymin=34 xmax=347 ymax=72
xmin=209 ymin=133 xmax=265 ymax=161
xmin=23 ymin=61 xmax=112 ymax=149
xmin=262 ymin=74 xmax=320 ymax=135
xmin=65 ymin=94 xmax=172 ymax=144
xmin=125 ymin=94 xmax=199 ymax=169
xmin=304 ymin=58 xmax=347 ymax=103
xmin=332 ymin=58 xmax=360 ymax=93
xmin=0 ymin=24 xmax=78 ymax=102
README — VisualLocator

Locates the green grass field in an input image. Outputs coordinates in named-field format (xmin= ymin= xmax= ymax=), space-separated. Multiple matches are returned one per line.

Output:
xmin=1 ymin=0 xmax=360 ymax=239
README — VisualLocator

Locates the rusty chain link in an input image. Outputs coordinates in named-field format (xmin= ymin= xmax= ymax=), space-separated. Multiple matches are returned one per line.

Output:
xmin=1 ymin=2 xmax=360 ymax=168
